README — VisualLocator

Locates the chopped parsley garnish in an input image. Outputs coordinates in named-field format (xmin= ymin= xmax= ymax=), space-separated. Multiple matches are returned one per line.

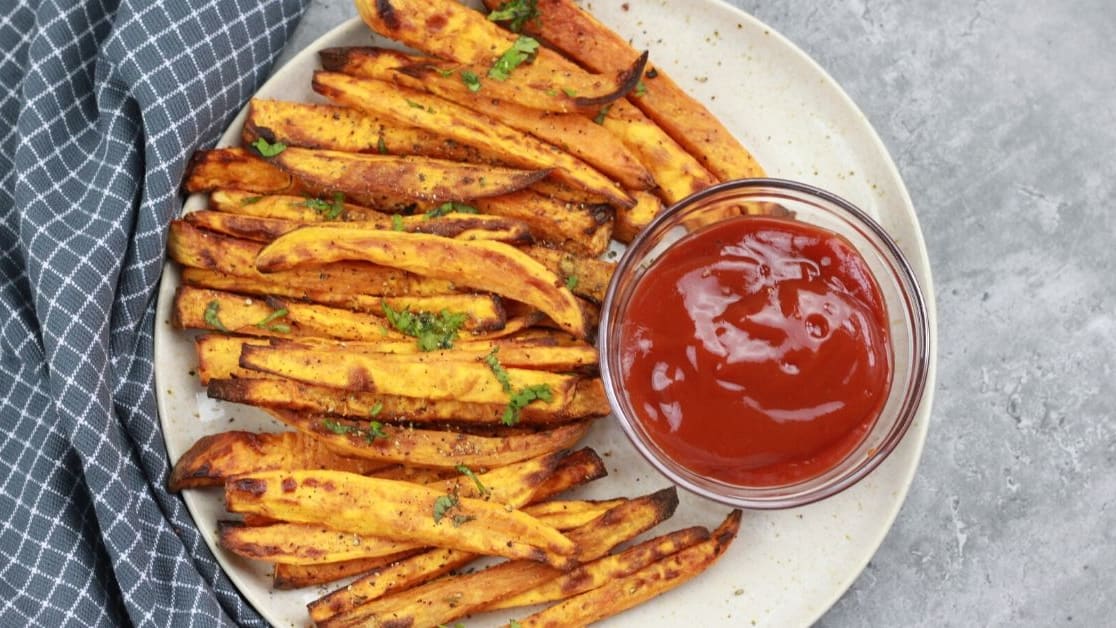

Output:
xmin=487 ymin=0 xmax=540 ymax=33
xmin=240 ymin=196 xmax=262 ymax=205
xmin=377 ymin=136 xmax=388 ymax=154
xmin=593 ymin=104 xmax=612 ymax=125
xmin=452 ymin=514 xmax=476 ymax=527
xmin=369 ymin=401 xmax=383 ymax=417
xmin=510 ymin=621 xmax=523 ymax=628
xmin=367 ymin=420 xmax=388 ymax=441
xmin=435 ymin=68 xmax=454 ymax=78
xmin=460 ymin=69 xmax=482 ymax=92
xmin=456 ymin=464 xmax=490 ymax=497
xmin=488 ymin=36 xmax=539 ymax=81
xmin=565 ymin=273 xmax=579 ymax=291
xmin=299 ymin=192 xmax=345 ymax=220
xmin=382 ymin=301 xmax=469 ymax=351
xmin=405 ymin=98 xmax=425 ymax=109
xmin=250 ymin=136 xmax=286 ymax=157
xmin=203 ymin=300 xmax=230 ymax=332
xmin=483 ymin=347 xmax=513 ymax=393
xmin=425 ymin=201 xmax=479 ymax=219
xmin=433 ymin=493 xmax=460 ymax=524
xmin=483 ymin=348 xmax=552 ymax=425
xmin=391 ymin=214 xmax=405 ymax=231
xmin=254 ymin=307 xmax=290 ymax=334
xmin=562 ymin=87 xmax=577 ymax=97
xmin=505 ymin=384 xmax=552 ymax=425
xmin=633 ymin=80 xmax=647 ymax=97
xmin=322 ymin=418 xmax=386 ymax=444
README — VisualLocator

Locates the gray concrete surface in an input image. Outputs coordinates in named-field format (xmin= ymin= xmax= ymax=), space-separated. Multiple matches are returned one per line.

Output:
xmin=279 ymin=1 xmax=1116 ymax=625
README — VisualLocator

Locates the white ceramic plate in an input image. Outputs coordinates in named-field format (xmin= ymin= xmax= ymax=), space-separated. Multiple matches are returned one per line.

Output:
xmin=155 ymin=2 xmax=938 ymax=626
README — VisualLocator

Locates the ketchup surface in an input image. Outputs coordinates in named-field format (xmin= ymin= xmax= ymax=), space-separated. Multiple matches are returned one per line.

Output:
xmin=621 ymin=216 xmax=892 ymax=486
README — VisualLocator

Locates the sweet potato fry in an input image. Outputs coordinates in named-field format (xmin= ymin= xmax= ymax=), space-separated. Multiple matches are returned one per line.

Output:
xmin=475 ymin=191 xmax=613 ymax=257
xmin=208 ymin=376 xmax=607 ymax=426
xmin=490 ymin=0 xmax=766 ymax=182
xmin=523 ymin=245 xmax=615 ymax=303
xmin=238 ymin=343 xmax=577 ymax=407
xmin=520 ymin=498 xmax=626 ymax=531
xmin=183 ymin=147 xmax=303 ymax=195
xmin=244 ymin=98 xmax=491 ymax=164
xmin=208 ymin=189 xmax=382 ymax=222
xmin=273 ymin=551 xmax=424 ymax=590
xmin=320 ymin=45 xmax=646 ymax=114
xmin=489 ymin=525 xmax=710 ymax=610
xmin=173 ymin=286 xmax=414 ymax=340
xmin=167 ymin=431 xmax=388 ymax=491
xmin=195 ymin=335 xmax=271 ymax=384
xmin=513 ymin=509 xmax=742 ymax=627
xmin=266 ymin=409 xmax=590 ymax=468
xmin=264 ymin=146 xmax=549 ymax=204
xmin=615 ymin=188 xmax=664 ymax=243
xmin=355 ymin=0 xmax=717 ymax=203
xmin=530 ymin=447 xmax=608 ymax=502
xmin=254 ymin=226 xmax=589 ymax=337
xmin=321 ymin=46 xmax=654 ymax=191
xmin=168 ymin=221 xmax=456 ymax=297
xmin=321 ymin=487 xmax=678 ymax=628
xmin=183 ymin=209 xmax=533 ymax=244
xmin=181 ymin=271 xmax=506 ymax=328
xmin=308 ymin=546 xmax=476 ymax=622
xmin=224 ymin=470 xmax=577 ymax=567
xmin=311 ymin=71 xmax=634 ymax=208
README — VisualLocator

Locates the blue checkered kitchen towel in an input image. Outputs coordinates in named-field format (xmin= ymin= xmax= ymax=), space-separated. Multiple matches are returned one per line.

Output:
xmin=1 ymin=1 xmax=310 ymax=625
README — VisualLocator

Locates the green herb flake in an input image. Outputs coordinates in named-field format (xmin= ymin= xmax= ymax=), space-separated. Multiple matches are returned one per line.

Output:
xmin=405 ymin=98 xmax=425 ymax=109
xmin=456 ymin=464 xmax=489 ymax=497
xmin=391 ymin=214 xmax=405 ymax=231
xmin=452 ymin=514 xmax=476 ymax=528
xmin=433 ymin=493 xmax=459 ymax=524
xmin=377 ymin=136 xmax=388 ymax=154
xmin=321 ymin=418 xmax=358 ymax=436
xmin=365 ymin=420 xmax=388 ymax=443
xmin=510 ymin=621 xmax=523 ymax=628
xmin=565 ymin=274 xmax=579 ymax=291
xmin=299 ymin=196 xmax=332 ymax=212
xmin=593 ymin=104 xmax=612 ymax=125
xmin=487 ymin=0 xmax=540 ymax=33
xmin=488 ymin=36 xmax=540 ymax=81
xmin=483 ymin=347 xmax=513 ymax=393
xmin=254 ymin=307 xmax=290 ymax=333
xmin=562 ymin=87 xmax=577 ymax=97
xmin=326 ymin=192 xmax=345 ymax=220
xmin=504 ymin=384 xmax=552 ymax=426
xmin=203 ymin=300 xmax=230 ymax=332
xmin=435 ymin=68 xmax=454 ymax=78
xmin=633 ymin=80 xmax=647 ymax=97
xmin=250 ymin=136 xmax=286 ymax=157
xmin=241 ymin=196 xmax=262 ymax=205
xmin=369 ymin=401 xmax=384 ymax=417
xmin=460 ymin=69 xmax=482 ymax=92
xmin=382 ymin=301 xmax=469 ymax=351
xmin=545 ymin=88 xmax=557 ymax=97
xmin=425 ymin=201 xmax=479 ymax=219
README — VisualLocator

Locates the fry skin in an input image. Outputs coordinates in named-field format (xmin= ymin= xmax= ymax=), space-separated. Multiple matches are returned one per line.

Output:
xmin=311 ymin=71 xmax=634 ymax=208
xmin=254 ymin=226 xmax=589 ymax=337
xmin=167 ymin=431 xmax=389 ymax=491
xmin=321 ymin=46 xmax=654 ymax=191
xmin=183 ymin=147 xmax=302 ymax=195
xmin=266 ymin=409 xmax=590 ymax=468
xmin=224 ymin=470 xmax=578 ymax=568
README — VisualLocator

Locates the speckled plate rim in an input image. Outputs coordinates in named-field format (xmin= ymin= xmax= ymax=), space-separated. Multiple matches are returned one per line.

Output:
xmin=154 ymin=2 xmax=938 ymax=626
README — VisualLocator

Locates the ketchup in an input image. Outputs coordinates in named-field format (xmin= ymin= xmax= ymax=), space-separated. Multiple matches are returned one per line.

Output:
xmin=621 ymin=216 xmax=892 ymax=486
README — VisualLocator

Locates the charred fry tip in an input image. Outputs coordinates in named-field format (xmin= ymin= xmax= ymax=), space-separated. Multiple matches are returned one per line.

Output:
xmin=318 ymin=47 xmax=355 ymax=71
xmin=647 ymin=485 xmax=681 ymax=518
xmin=713 ymin=509 xmax=743 ymax=548
xmin=572 ymin=49 xmax=649 ymax=108
xmin=375 ymin=0 xmax=400 ymax=29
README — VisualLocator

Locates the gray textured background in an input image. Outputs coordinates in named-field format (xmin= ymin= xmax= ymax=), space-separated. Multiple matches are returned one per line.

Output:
xmin=280 ymin=1 xmax=1116 ymax=625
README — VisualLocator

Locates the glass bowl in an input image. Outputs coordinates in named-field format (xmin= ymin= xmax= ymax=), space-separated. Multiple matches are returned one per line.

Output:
xmin=598 ymin=179 xmax=931 ymax=509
